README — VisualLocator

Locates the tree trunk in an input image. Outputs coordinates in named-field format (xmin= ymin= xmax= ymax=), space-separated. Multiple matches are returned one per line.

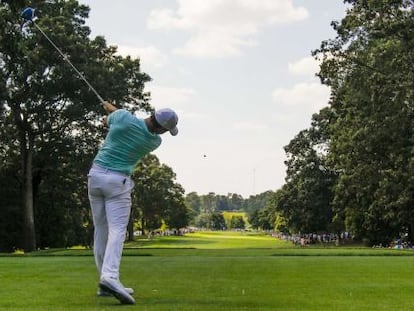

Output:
xmin=23 ymin=143 xmax=36 ymax=252
xmin=127 ymin=216 xmax=134 ymax=242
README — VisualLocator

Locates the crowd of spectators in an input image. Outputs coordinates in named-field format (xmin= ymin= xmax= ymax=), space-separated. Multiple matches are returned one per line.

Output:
xmin=274 ymin=232 xmax=414 ymax=249
xmin=372 ymin=239 xmax=413 ymax=249
xmin=273 ymin=232 xmax=352 ymax=247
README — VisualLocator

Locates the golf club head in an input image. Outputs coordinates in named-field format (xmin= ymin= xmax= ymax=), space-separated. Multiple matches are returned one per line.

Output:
xmin=21 ymin=7 xmax=35 ymax=21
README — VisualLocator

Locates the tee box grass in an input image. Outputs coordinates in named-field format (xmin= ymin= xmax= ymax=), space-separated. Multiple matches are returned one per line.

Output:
xmin=1 ymin=231 xmax=414 ymax=310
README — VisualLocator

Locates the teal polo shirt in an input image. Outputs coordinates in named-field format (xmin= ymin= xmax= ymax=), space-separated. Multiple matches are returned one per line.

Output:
xmin=93 ymin=109 xmax=162 ymax=175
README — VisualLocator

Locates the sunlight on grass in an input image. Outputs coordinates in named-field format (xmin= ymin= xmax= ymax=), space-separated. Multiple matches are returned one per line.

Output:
xmin=3 ymin=250 xmax=414 ymax=310
xmin=126 ymin=231 xmax=290 ymax=249
xmin=69 ymin=245 xmax=87 ymax=250
xmin=3 ymin=230 xmax=414 ymax=311
xmin=12 ymin=249 xmax=24 ymax=255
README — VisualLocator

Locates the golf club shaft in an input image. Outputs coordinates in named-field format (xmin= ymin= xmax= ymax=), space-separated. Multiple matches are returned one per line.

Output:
xmin=33 ymin=22 xmax=105 ymax=104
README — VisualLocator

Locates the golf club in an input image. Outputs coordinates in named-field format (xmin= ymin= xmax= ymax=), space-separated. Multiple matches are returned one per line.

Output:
xmin=20 ymin=7 xmax=105 ymax=104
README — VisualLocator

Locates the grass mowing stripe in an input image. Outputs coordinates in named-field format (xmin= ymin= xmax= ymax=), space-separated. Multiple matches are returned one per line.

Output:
xmin=125 ymin=232 xmax=291 ymax=249
xmin=2 ymin=252 xmax=414 ymax=310
xmin=2 ymin=232 xmax=414 ymax=310
xmin=131 ymin=255 xmax=414 ymax=310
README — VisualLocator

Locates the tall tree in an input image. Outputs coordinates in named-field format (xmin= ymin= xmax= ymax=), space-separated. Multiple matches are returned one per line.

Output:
xmin=210 ymin=212 xmax=226 ymax=230
xmin=131 ymin=154 xmax=187 ymax=236
xmin=184 ymin=191 xmax=203 ymax=224
xmin=0 ymin=0 xmax=151 ymax=251
xmin=277 ymin=109 xmax=336 ymax=234
xmin=314 ymin=0 xmax=414 ymax=244
xmin=229 ymin=216 xmax=245 ymax=230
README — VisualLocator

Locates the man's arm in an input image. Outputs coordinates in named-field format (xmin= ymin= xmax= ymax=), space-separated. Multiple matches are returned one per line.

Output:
xmin=101 ymin=101 xmax=118 ymax=127
xmin=102 ymin=101 xmax=118 ymax=114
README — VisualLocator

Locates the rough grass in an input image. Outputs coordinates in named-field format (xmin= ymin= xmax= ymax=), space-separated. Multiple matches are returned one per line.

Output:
xmin=1 ymin=231 xmax=414 ymax=310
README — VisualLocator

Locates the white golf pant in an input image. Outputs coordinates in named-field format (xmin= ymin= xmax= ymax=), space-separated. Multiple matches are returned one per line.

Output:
xmin=88 ymin=164 xmax=134 ymax=280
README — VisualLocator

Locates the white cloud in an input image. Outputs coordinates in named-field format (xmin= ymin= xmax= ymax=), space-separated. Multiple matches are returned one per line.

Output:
xmin=146 ymin=85 xmax=196 ymax=109
xmin=173 ymin=30 xmax=256 ymax=58
xmin=288 ymin=56 xmax=320 ymax=77
xmin=148 ymin=0 xmax=309 ymax=58
xmin=272 ymin=82 xmax=330 ymax=110
xmin=114 ymin=45 xmax=168 ymax=68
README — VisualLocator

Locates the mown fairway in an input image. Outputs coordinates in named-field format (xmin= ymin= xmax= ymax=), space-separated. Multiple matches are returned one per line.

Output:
xmin=1 ymin=232 xmax=414 ymax=310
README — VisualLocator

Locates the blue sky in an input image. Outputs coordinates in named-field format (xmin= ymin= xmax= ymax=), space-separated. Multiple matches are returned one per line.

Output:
xmin=78 ymin=0 xmax=348 ymax=197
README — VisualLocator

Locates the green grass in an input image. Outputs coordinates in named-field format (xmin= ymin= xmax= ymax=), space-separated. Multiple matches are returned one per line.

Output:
xmin=125 ymin=231 xmax=288 ymax=249
xmin=2 ymin=231 xmax=414 ymax=310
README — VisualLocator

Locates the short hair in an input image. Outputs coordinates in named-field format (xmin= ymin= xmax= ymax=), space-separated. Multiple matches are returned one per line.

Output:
xmin=151 ymin=113 xmax=165 ymax=129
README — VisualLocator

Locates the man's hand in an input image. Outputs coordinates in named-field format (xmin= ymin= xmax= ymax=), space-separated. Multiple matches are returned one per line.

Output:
xmin=102 ymin=101 xmax=118 ymax=114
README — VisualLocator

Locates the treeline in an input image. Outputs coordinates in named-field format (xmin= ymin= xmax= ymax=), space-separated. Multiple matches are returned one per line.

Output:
xmin=1 ymin=0 xmax=413 ymax=251
xmin=0 ymin=0 xmax=269 ymax=252
xmin=0 ymin=0 xmax=187 ymax=252
xmin=252 ymin=0 xmax=414 ymax=246
xmin=184 ymin=191 xmax=275 ymax=229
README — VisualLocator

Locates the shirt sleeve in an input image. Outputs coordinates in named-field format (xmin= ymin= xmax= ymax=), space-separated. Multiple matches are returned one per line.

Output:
xmin=107 ymin=109 xmax=129 ymax=127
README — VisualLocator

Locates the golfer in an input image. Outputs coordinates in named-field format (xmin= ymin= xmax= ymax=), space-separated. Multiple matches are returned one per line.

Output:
xmin=88 ymin=101 xmax=178 ymax=304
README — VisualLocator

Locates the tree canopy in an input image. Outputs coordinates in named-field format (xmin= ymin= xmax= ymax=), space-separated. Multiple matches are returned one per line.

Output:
xmin=262 ymin=0 xmax=414 ymax=245
xmin=0 ymin=0 xmax=151 ymax=251
xmin=132 ymin=154 xmax=188 ymax=235
xmin=1 ymin=0 xmax=413 ymax=251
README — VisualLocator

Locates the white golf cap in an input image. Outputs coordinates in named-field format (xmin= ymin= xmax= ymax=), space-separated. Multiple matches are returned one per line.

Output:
xmin=154 ymin=108 xmax=179 ymax=136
